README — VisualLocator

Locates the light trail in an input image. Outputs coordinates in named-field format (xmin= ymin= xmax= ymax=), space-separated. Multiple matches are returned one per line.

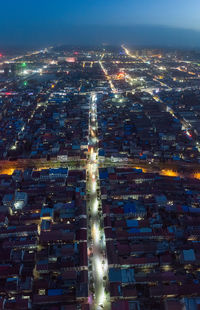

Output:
xmin=99 ymin=61 xmax=117 ymax=94
xmin=122 ymin=44 xmax=146 ymax=63
xmin=121 ymin=44 xmax=137 ymax=59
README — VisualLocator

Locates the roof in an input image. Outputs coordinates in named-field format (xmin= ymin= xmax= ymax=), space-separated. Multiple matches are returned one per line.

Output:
xmin=183 ymin=249 xmax=196 ymax=261
xmin=164 ymin=300 xmax=183 ymax=310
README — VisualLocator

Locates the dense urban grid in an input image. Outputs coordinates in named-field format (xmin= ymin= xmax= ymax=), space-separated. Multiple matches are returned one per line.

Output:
xmin=0 ymin=45 xmax=200 ymax=309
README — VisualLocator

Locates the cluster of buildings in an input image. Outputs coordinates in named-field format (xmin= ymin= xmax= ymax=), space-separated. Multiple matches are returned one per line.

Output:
xmin=25 ymin=92 xmax=88 ymax=161
xmin=99 ymin=167 xmax=200 ymax=309
xmin=159 ymin=89 xmax=200 ymax=144
xmin=0 ymin=86 xmax=89 ymax=162
xmin=98 ymin=92 xmax=199 ymax=164
xmin=102 ymin=48 xmax=200 ymax=93
xmin=0 ymin=167 xmax=88 ymax=310
xmin=0 ymin=47 xmax=107 ymax=163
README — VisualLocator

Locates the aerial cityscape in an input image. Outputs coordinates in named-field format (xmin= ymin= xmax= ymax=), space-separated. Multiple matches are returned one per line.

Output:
xmin=1 ymin=1 xmax=200 ymax=310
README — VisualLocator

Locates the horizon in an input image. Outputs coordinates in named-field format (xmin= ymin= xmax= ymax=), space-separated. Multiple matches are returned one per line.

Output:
xmin=1 ymin=24 xmax=200 ymax=50
xmin=0 ymin=0 xmax=200 ymax=47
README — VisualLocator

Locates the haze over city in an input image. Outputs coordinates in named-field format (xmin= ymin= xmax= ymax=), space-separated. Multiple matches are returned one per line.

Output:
xmin=0 ymin=0 xmax=200 ymax=47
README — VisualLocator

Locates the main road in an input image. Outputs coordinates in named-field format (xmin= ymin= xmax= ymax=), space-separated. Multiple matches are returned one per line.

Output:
xmin=86 ymin=93 xmax=111 ymax=309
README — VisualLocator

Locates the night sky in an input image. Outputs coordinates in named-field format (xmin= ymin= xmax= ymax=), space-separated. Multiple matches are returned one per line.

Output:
xmin=0 ymin=0 xmax=200 ymax=47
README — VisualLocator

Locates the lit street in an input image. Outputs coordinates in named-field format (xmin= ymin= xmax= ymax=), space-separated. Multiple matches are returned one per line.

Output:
xmin=86 ymin=93 xmax=111 ymax=310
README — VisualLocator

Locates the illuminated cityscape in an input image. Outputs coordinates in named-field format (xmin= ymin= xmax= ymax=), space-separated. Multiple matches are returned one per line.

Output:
xmin=0 ymin=44 xmax=200 ymax=310
xmin=1 ymin=0 xmax=200 ymax=309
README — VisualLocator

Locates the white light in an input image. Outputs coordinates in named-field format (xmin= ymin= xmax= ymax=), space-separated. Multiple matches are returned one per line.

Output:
xmin=92 ymin=222 xmax=100 ymax=245
xmin=98 ymin=288 xmax=106 ymax=305
xmin=92 ymin=163 xmax=97 ymax=172
xmin=95 ymin=256 xmax=103 ymax=279
xmin=92 ymin=180 xmax=96 ymax=193
xmin=14 ymin=201 xmax=23 ymax=210
xmin=92 ymin=198 xmax=98 ymax=215
xmin=92 ymin=94 xmax=97 ymax=102
xmin=91 ymin=153 xmax=96 ymax=162
xmin=103 ymin=259 xmax=108 ymax=272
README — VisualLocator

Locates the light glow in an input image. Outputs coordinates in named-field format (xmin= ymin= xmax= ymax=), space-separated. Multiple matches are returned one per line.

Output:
xmin=161 ymin=170 xmax=179 ymax=177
